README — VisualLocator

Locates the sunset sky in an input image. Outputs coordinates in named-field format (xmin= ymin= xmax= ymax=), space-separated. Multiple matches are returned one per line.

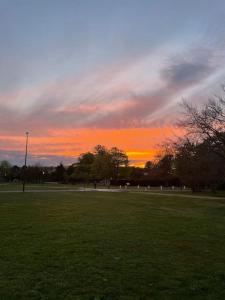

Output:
xmin=1 ymin=0 xmax=225 ymax=166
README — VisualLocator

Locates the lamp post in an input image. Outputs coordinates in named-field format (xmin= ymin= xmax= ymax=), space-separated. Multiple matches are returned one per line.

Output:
xmin=22 ymin=132 xmax=29 ymax=192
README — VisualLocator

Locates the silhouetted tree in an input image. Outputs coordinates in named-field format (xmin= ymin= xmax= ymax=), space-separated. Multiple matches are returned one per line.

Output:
xmin=0 ymin=160 xmax=11 ymax=181
xmin=174 ymin=138 xmax=225 ymax=192
xmin=145 ymin=161 xmax=154 ymax=170
xmin=91 ymin=149 xmax=112 ymax=184
xmin=54 ymin=163 xmax=66 ymax=183
xmin=110 ymin=147 xmax=129 ymax=180
xmin=71 ymin=152 xmax=95 ymax=183
xmin=180 ymin=89 xmax=225 ymax=160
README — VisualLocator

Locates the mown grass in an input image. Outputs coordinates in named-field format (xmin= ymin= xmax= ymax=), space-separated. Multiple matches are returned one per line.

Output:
xmin=0 ymin=183 xmax=117 ymax=191
xmin=0 ymin=183 xmax=82 ymax=191
xmin=0 ymin=192 xmax=225 ymax=299
xmin=2 ymin=183 xmax=225 ymax=198
xmin=132 ymin=189 xmax=225 ymax=198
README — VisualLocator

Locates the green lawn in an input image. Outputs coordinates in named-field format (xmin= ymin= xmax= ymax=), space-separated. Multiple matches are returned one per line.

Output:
xmin=0 ymin=183 xmax=118 ymax=191
xmin=0 ymin=183 xmax=82 ymax=191
xmin=0 ymin=192 xmax=225 ymax=299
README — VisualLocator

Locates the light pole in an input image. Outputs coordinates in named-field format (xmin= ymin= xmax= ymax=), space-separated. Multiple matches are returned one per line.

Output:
xmin=22 ymin=132 xmax=29 ymax=192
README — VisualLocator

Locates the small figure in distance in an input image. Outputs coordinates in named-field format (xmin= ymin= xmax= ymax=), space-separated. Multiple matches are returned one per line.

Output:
xmin=93 ymin=180 xmax=97 ymax=189
xmin=126 ymin=182 xmax=130 ymax=189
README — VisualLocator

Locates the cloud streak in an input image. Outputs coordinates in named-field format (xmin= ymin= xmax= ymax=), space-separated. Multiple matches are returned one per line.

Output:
xmin=1 ymin=26 xmax=225 ymax=165
xmin=1 ymin=37 xmax=225 ymax=133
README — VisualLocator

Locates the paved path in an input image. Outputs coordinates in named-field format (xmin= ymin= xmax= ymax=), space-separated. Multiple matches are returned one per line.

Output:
xmin=0 ymin=188 xmax=225 ymax=201
xmin=130 ymin=191 xmax=225 ymax=201
xmin=0 ymin=188 xmax=121 ymax=193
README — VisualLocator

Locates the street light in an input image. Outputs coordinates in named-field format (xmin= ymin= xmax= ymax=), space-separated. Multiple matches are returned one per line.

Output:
xmin=22 ymin=132 xmax=29 ymax=192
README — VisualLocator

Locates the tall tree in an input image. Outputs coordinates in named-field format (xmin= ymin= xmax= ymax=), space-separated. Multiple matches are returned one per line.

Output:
xmin=154 ymin=154 xmax=174 ymax=185
xmin=73 ymin=152 xmax=95 ymax=182
xmin=54 ymin=163 xmax=66 ymax=183
xmin=91 ymin=149 xmax=112 ymax=183
xmin=94 ymin=145 xmax=107 ymax=156
xmin=110 ymin=147 xmax=129 ymax=180
xmin=180 ymin=90 xmax=225 ymax=160
xmin=174 ymin=139 xmax=225 ymax=191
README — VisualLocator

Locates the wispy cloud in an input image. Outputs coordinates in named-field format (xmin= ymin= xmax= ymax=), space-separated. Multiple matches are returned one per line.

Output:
xmin=0 ymin=149 xmax=77 ymax=166
xmin=1 ymin=36 xmax=225 ymax=133
xmin=1 ymin=28 xmax=225 ymax=164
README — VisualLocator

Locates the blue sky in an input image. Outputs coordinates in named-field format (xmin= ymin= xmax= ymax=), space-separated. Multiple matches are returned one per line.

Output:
xmin=1 ymin=0 xmax=225 ymax=165
xmin=1 ymin=0 xmax=224 ymax=91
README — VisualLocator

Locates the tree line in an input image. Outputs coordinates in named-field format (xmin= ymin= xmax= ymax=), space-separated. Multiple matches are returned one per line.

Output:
xmin=0 ymin=150 xmax=179 ymax=187
xmin=1 ymin=88 xmax=225 ymax=191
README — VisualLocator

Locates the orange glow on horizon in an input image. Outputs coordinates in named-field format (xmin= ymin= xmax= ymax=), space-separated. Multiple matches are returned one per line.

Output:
xmin=0 ymin=126 xmax=182 ymax=166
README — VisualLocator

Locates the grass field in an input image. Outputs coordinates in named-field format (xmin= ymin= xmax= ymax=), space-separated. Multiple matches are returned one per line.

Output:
xmin=0 ymin=183 xmax=82 ymax=191
xmin=1 ymin=183 xmax=225 ymax=198
xmin=0 ymin=191 xmax=225 ymax=299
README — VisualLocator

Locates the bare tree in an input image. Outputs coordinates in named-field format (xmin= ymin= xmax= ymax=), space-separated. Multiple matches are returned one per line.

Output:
xmin=179 ymin=87 xmax=225 ymax=159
